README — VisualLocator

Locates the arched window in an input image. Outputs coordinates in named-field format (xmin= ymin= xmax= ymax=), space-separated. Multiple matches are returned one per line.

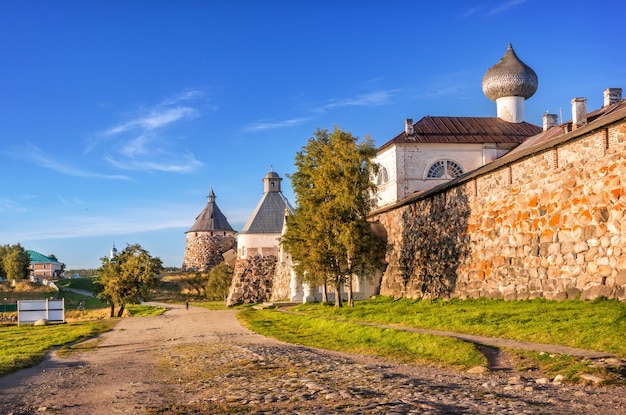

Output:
xmin=427 ymin=160 xmax=464 ymax=179
xmin=376 ymin=166 xmax=389 ymax=185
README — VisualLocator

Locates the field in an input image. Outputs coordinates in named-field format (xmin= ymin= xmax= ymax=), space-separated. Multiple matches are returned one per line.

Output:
xmin=2 ymin=277 xmax=625 ymax=384
xmin=237 ymin=296 xmax=626 ymax=383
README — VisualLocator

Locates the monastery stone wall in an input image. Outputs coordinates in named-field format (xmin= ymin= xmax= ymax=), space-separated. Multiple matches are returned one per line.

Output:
xmin=182 ymin=233 xmax=236 ymax=272
xmin=226 ymin=255 xmax=277 ymax=306
xmin=371 ymin=120 xmax=626 ymax=301
xmin=270 ymin=261 xmax=293 ymax=301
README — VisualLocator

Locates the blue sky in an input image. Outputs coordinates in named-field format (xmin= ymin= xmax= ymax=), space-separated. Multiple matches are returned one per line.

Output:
xmin=1 ymin=0 xmax=625 ymax=269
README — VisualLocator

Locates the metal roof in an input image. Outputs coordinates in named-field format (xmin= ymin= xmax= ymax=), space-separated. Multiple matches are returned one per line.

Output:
xmin=240 ymin=191 xmax=293 ymax=234
xmin=187 ymin=188 xmax=234 ymax=233
xmin=482 ymin=43 xmax=538 ymax=101
xmin=27 ymin=250 xmax=62 ymax=264
xmin=378 ymin=116 xmax=542 ymax=151
xmin=372 ymin=99 xmax=626 ymax=215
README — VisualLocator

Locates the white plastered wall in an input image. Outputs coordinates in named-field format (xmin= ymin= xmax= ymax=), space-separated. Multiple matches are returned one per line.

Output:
xmin=374 ymin=142 xmax=509 ymax=208
xmin=237 ymin=233 xmax=281 ymax=259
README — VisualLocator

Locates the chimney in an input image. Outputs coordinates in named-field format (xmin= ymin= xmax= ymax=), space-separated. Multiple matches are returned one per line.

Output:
xmin=604 ymin=88 xmax=622 ymax=107
xmin=405 ymin=118 xmax=414 ymax=135
xmin=571 ymin=97 xmax=587 ymax=130
xmin=542 ymin=113 xmax=558 ymax=131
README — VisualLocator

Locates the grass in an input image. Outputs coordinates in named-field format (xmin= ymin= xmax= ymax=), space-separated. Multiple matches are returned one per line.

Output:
xmin=191 ymin=300 xmax=230 ymax=310
xmin=236 ymin=297 xmax=626 ymax=384
xmin=126 ymin=304 xmax=167 ymax=317
xmin=237 ymin=308 xmax=487 ymax=369
xmin=289 ymin=296 xmax=626 ymax=357
xmin=0 ymin=278 xmax=165 ymax=376
xmin=0 ymin=320 xmax=116 ymax=376
xmin=56 ymin=277 xmax=96 ymax=293
xmin=510 ymin=350 xmax=624 ymax=384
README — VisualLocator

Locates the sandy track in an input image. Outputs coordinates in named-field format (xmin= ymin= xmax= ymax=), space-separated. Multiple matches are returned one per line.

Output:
xmin=1 ymin=303 xmax=625 ymax=415
xmin=0 ymin=304 xmax=263 ymax=414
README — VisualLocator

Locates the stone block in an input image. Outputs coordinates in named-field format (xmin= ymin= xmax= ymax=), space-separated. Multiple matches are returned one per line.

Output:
xmin=581 ymin=285 xmax=613 ymax=301
xmin=567 ymin=287 xmax=582 ymax=299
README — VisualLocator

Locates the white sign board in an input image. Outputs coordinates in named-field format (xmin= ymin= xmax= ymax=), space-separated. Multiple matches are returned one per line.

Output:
xmin=17 ymin=299 xmax=65 ymax=325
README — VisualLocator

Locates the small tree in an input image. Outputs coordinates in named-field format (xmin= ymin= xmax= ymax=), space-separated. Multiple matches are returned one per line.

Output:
xmin=282 ymin=126 xmax=386 ymax=307
xmin=95 ymin=243 xmax=163 ymax=317
xmin=206 ymin=262 xmax=234 ymax=302
xmin=0 ymin=244 xmax=30 ymax=280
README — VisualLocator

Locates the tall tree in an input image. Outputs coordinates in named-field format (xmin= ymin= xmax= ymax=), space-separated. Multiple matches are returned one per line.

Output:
xmin=95 ymin=243 xmax=163 ymax=317
xmin=281 ymin=126 xmax=386 ymax=307
xmin=0 ymin=244 xmax=30 ymax=280
xmin=206 ymin=262 xmax=234 ymax=301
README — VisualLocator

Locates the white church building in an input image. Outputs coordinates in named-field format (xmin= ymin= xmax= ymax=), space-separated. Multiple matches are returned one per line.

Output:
xmin=227 ymin=44 xmax=551 ymax=305
xmin=373 ymin=44 xmax=542 ymax=208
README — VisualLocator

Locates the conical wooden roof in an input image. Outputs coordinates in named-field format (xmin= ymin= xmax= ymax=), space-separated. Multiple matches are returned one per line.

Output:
xmin=187 ymin=187 xmax=234 ymax=233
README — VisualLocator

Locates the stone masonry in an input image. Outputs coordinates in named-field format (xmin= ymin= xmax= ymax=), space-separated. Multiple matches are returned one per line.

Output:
xmin=182 ymin=233 xmax=236 ymax=272
xmin=226 ymin=255 xmax=278 ymax=306
xmin=371 ymin=111 xmax=626 ymax=301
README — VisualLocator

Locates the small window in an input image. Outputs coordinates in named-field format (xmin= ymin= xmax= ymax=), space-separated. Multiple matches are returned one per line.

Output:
xmin=427 ymin=160 xmax=464 ymax=179
xmin=376 ymin=166 xmax=389 ymax=185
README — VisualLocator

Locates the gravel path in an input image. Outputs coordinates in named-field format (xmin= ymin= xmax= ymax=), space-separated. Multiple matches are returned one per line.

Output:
xmin=0 ymin=303 xmax=624 ymax=414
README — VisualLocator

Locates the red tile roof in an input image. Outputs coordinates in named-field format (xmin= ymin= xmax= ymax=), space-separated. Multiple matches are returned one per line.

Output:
xmin=378 ymin=116 xmax=542 ymax=151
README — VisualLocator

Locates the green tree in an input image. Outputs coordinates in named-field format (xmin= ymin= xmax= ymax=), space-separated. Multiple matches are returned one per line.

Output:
xmin=206 ymin=262 xmax=234 ymax=301
xmin=0 ymin=244 xmax=30 ymax=280
xmin=281 ymin=126 xmax=386 ymax=307
xmin=95 ymin=243 xmax=163 ymax=317
xmin=47 ymin=253 xmax=66 ymax=276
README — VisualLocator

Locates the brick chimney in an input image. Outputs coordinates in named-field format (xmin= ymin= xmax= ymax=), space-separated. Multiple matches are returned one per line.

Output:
xmin=604 ymin=88 xmax=622 ymax=107
xmin=405 ymin=118 xmax=414 ymax=135
xmin=571 ymin=97 xmax=587 ymax=130
xmin=542 ymin=113 xmax=558 ymax=131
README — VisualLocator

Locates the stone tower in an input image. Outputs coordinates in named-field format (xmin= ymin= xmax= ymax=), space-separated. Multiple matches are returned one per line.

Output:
xmin=482 ymin=43 xmax=538 ymax=123
xmin=226 ymin=168 xmax=294 ymax=306
xmin=182 ymin=187 xmax=236 ymax=272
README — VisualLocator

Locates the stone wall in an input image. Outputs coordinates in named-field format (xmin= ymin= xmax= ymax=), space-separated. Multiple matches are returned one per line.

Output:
xmin=371 ymin=118 xmax=626 ymax=301
xmin=226 ymin=255 xmax=277 ymax=306
xmin=270 ymin=261 xmax=293 ymax=301
xmin=182 ymin=233 xmax=236 ymax=272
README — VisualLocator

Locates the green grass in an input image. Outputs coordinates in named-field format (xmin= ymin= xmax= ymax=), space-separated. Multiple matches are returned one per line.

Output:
xmin=290 ymin=296 xmax=626 ymax=357
xmin=0 ymin=320 xmax=116 ymax=376
xmin=237 ymin=308 xmax=487 ymax=369
xmin=126 ymin=304 xmax=167 ymax=317
xmin=237 ymin=297 xmax=626 ymax=384
xmin=57 ymin=288 xmax=106 ymax=310
xmin=191 ymin=301 xmax=230 ymax=310
xmin=56 ymin=277 xmax=96 ymax=293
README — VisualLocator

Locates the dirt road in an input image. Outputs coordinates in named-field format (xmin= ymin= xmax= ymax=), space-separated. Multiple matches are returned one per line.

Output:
xmin=0 ymin=303 xmax=624 ymax=414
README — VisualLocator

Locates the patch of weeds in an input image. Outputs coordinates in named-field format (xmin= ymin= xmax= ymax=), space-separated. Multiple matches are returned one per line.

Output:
xmin=511 ymin=350 xmax=625 ymax=386
xmin=57 ymin=338 xmax=101 ymax=356
xmin=146 ymin=402 xmax=249 ymax=415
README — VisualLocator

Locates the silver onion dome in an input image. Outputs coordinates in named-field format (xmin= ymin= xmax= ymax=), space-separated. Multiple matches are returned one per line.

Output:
xmin=482 ymin=43 xmax=538 ymax=101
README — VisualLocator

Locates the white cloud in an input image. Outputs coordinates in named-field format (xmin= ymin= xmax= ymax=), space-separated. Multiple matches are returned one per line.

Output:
xmin=3 ymin=202 xmax=198 ymax=241
xmin=104 ymin=106 xmax=197 ymax=136
xmin=318 ymin=90 xmax=395 ymax=111
xmin=243 ymin=117 xmax=310 ymax=132
xmin=486 ymin=0 xmax=528 ymax=15
xmin=104 ymin=152 xmax=203 ymax=173
xmin=91 ymin=89 xmax=208 ymax=174
xmin=243 ymin=89 xmax=396 ymax=132
xmin=6 ymin=144 xmax=130 ymax=180
xmin=0 ymin=197 xmax=29 ymax=213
